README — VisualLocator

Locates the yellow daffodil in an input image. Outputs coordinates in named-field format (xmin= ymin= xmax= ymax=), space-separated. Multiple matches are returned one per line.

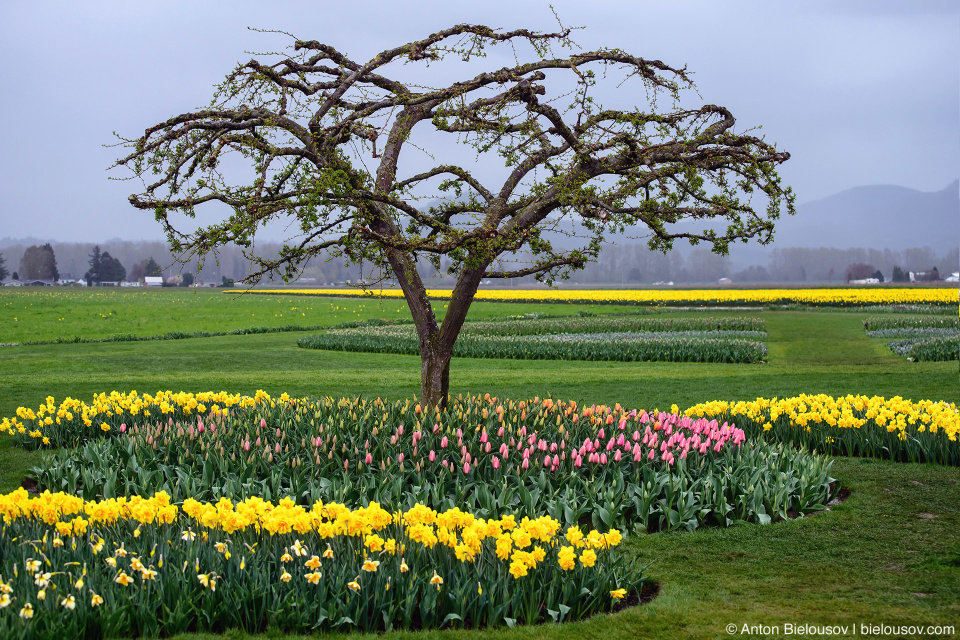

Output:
xmin=305 ymin=571 xmax=322 ymax=584
xmin=19 ymin=603 xmax=33 ymax=619
xmin=114 ymin=572 xmax=133 ymax=587
xmin=305 ymin=556 xmax=321 ymax=570
xmin=197 ymin=573 xmax=216 ymax=591
xmin=610 ymin=588 xmax=627 ymax=600
xmin=280 ymin=553 xmax=293 ymax=563
xmin=347 ymin=580 xmax=360 ymax=592
xmin=280 ymin=570 xmax=292 ymax=583
xmin=90 ymin=592 xmax=104 ymax=607
xmin=61 ymin=594 xmax=77 ymax=609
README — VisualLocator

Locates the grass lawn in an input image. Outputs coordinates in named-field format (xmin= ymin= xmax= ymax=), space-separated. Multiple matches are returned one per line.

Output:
xmin=0 ymin=289 xmax=958 ymax=639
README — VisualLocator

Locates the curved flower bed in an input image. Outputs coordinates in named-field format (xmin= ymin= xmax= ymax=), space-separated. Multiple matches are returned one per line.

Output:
xmin=685 ymin=394 xmax=960 ymax=465
xmin=6 ymin=392 xmax=833 ymax=532
xmin=0 ymin=491 xmax=642 ymax=637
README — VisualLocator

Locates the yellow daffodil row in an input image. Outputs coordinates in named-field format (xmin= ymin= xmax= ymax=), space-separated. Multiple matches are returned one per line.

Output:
xmin=685 ymin=394 xmax=960 ymax=465
xmin=0 ymin=488 xmax=620 ymax=562
xmin=0 ymin=489 xmax=639 ymax=636
xmin=0 ymin=390 xmax=280 ymax=443
xmin=253 ymin=287 xmax=957 ymax=307
xmin=685 ymin=394 xmax=958 ymax=439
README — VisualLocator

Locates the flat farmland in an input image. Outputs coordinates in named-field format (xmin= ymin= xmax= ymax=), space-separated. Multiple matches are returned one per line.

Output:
xmin=0 ymin=287 xmax=957 ymax=640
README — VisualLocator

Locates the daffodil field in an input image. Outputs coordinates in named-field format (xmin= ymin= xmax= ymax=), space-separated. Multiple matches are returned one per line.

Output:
xmin=255 ymin=286 xmax=957 ymax=309
xmin=685 ymin=394 xmax=960 ymax=465
xmin=0 ymin=490 xmax=643 ymax=637
xmin=299 ymin=315 xmax=770 ymax=363
xmin=1 ymin=286 xmax=959 ymax=638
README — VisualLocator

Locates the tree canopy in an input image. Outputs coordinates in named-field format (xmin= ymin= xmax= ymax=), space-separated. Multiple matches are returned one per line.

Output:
xmin=114 ymin=23 xmax=794 ymax=406
xmin=86 ymin=246 xmax=127 ymax=284
xmin=19 ymin=244 xmax=58 ymax=281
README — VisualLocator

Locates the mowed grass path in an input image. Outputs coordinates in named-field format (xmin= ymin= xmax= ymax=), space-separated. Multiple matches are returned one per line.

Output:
xmin=0 ymin=291 xmax=958 ymax=639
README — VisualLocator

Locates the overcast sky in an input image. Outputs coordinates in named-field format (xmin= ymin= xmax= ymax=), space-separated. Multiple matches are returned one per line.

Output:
xmin=0 ymin=0 xmax=957 ymax=243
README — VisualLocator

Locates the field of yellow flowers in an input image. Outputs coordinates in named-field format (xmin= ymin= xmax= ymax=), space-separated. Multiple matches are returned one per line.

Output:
xmin=0 ymin=488 xmax=639 ymax=637
xmin=254 ymin=286 xmax=957 ymax=308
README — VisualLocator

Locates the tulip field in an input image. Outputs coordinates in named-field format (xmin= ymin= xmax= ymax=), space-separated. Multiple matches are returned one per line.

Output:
xmin=0 ymin=287 xmax=958 ymax=639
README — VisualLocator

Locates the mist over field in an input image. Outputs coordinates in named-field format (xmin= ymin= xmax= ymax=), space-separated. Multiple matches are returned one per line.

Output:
xmin=2 ymin=181 xmax=956 ymax=286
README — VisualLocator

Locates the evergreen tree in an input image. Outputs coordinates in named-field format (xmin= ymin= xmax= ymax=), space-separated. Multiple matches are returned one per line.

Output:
xmin=0 ymin=252 xmax=8 ymax=281
xmin=143 ymin=257 xmax=162 ymax=277
xmin=85 ymin=245 xmax=103 ymax=285
xmin=99 ymin=252 xmax=126 ymax=282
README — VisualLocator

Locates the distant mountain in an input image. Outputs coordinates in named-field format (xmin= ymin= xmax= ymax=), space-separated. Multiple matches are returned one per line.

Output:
xmin=770 ymin=180 xmax=959 ymax=254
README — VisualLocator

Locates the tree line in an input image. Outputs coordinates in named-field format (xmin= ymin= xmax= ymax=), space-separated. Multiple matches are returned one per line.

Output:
xmin=0 ymin=240 xmax=956 ymax=285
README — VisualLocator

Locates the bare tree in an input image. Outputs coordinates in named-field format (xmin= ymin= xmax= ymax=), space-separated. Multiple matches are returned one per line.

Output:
xmin=113 ymin=24 xmax=794 ymax=407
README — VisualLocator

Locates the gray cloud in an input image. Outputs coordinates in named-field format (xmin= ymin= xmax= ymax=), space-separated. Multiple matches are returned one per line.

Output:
xmin=0 ymin=0 xmax=956 ymax=242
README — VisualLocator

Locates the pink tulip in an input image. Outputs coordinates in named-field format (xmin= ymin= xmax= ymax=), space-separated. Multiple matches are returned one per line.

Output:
xmin=574 ymin=456 xmax=582 ymax=468
xmin=647 ymin=449 xmax=656 ymax=460
xmin=492 ymin=456 xmax=501 ymax=469
xmin=398 ymin=453 xmax=404 ymax=464
xmin=429 ymin=450 xmax=436 ymax=462
xmin=344 ymin=459 xmax=349 ymax=470
xmin=485 ymin=442 xmax=491 ymax=453
xmin=543 ymin=455 xmax=551 ymax=468
xmin=433 ymin=423 xmax=440 ymax=434
xmin=480 ymin=430 xmax=488 ymax=443
xmin=598 ymin=428 xmax=605 ymax=439
xmin=276 ymin=428 xmax=282 ymax=437
xmin=255 ymin=436 xmax=261 ymax=446
xmin=618 ymin=418 xmax=627 ymax=430
xmin=521 ymin=458 xmax=529 ymax=470
xmin=463 ymin=462 xmax=471 ymax=474
xmin=456 ymin=428 xmax=463 ymax=438
xmin=120 ymin=423 xmax=127 ymax=433
xmin=497 ymin=426 xmax=505 ymax=437
xmin=614 ymin=450 xmax=622 ymax=462
xmin=616 ymin=434 xmax=625 ymax=446
xmin=440 ymin=436 xmax=448 ymax=448
xmin=243 ymin=440 xmax=250 ymax=451
xmin=364 ymin=452 xmax=373 ymax=464
xmin=600 ymin=453 xmax=608 ymax=465
xmin=260 ymin=418 xmax=267 ymax=429
xmin=397 ymin=425 xmax=404 ymax=436
xmin=390 ymin=435 xmax=397 ymax=445
xmin=275 ymin=442 xmax=281 ymax=453
xmin=606 ymin=438 xmax=614 ymax=451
